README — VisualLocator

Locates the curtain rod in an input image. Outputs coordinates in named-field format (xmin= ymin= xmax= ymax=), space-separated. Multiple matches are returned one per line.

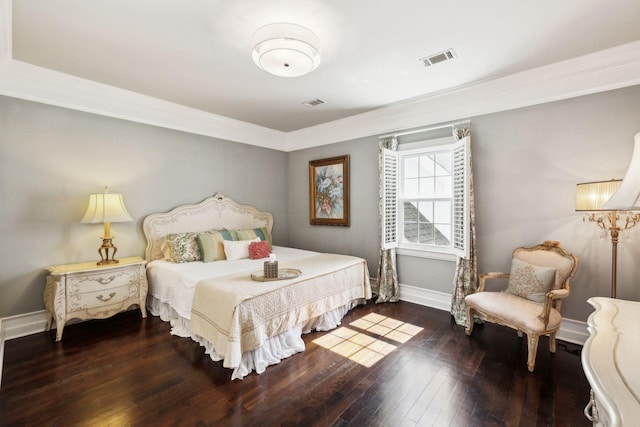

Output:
xmin=379 ymin=120 xmax=470 ymax=139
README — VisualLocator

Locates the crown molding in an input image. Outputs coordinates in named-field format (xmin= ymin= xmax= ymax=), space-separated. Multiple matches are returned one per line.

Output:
xmin=1 ymin=0 xmax=639 ymax=153
xmin=284 ymin=40 xmax=640 ymax=151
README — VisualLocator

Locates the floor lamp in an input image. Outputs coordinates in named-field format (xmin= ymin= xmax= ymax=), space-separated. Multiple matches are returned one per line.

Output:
xmin=576 ymin=132 xmax=640 ymax=298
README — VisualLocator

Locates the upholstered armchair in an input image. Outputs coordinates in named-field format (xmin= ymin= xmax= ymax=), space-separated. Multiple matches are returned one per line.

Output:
xmin=464 ymin=241 xmax=579 ymax=372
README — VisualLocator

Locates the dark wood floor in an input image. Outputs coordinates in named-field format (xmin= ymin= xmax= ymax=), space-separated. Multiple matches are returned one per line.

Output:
xmin=0 ymin=301 xmax=590 ymax=427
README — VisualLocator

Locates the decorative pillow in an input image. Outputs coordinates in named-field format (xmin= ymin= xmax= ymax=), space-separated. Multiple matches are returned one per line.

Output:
xmin=235 ymin=227 xmax=272 ymax=244
xmin=249 ymin=241 xmax=272 ymax=260
xmin=223 ymin=238 xmax=261 ymax=261
xmin=505 ymin=258 xmax=556 ymax=303
xmin=197 ymin=230 xmax=237 ymax=262
xmin=165 ymin=232 xmax=201 ymax=263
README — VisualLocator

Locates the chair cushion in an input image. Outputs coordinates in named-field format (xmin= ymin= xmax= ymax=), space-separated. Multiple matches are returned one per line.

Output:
xmin=465 ymin=291 xmax=561 ymax=334
xmin=505 ymin=258 xmax=556 ymax=303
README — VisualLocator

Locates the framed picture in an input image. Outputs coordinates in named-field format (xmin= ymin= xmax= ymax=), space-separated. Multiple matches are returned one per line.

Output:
xmin=309 ymin=155 xmax=350 ymax=226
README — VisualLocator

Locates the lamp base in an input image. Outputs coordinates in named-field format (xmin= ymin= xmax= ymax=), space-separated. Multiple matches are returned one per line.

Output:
xmin=97 ymin=237 xmax=119 ymax=266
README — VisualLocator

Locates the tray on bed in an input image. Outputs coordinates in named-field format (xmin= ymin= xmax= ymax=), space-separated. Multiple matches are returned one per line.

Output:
xmin=250 ymin=268 xmax=302 ymax=282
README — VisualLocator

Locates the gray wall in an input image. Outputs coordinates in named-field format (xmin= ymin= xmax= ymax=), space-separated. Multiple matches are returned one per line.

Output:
xmin=0 ymin=96 xmax=288 ymax=318
xmin=287 ymin=85 xmax=640 ymax=322
xmin=2 ymin=85 xmax=640 ymax=323
xmin=286 ymin=136 xmax=380 ymax=275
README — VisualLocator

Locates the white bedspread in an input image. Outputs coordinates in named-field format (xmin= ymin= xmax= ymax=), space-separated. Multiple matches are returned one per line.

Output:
xmin=146 ymin=246 xmax=372 ymax=379
xmin=189 ymin=253 xmax=371 ymax=369
xmin=146 ymin=246 xmax=321 ymax=320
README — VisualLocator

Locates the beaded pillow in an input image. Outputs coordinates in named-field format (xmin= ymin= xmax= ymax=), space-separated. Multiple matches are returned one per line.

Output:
xmin=504 ymin=258 xmax=556 ymax=303
xmin=249 ymin=241 xmax=272 ymax=260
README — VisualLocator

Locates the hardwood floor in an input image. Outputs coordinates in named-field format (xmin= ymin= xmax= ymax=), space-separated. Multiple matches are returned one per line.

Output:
xmin=0 ymin=301 xmax=590 ymax=426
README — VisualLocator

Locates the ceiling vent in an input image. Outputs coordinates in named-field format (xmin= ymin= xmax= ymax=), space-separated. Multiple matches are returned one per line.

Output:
xmin=302 ymin=98 xmax=325 ymax=107
xmin=420 ymin=49 xmax=457 ymax=67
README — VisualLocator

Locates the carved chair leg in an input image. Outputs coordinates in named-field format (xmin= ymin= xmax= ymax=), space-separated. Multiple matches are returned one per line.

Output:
xmin=526 ymin=334 xmax=540 ymax=372
xmin=549 ymin=332 xmax=557 ymax=353
xmin=465 ymin=306 xmax=475 ymax=336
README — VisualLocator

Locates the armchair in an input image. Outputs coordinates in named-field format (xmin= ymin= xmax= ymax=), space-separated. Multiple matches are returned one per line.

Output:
xmin=464 ymin=241 xmax=578 ymax=372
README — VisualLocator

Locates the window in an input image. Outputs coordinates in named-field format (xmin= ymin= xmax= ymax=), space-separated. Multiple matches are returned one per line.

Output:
xmin=382 ymin=135 xmax=470 ymax=259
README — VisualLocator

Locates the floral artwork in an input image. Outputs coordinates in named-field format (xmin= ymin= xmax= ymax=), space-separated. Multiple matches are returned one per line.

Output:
xmin=309 ymin=155 xmax=350 ymax=226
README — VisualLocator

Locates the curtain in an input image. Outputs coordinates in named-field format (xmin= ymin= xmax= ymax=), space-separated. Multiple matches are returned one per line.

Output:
xmin=376 ymin=136 xmax=400 ymax=303
xmin=450 ymin=126 xmax=479 ymax=327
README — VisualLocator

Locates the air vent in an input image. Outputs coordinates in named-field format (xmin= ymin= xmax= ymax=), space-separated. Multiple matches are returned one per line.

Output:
xmin=420 ymin=49 xmax=457 ymax=67
xmin=302 ymin=98 xmax=325 ymax=107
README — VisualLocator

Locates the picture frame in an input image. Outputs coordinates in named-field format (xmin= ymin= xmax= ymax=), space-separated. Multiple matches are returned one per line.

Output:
xmin=309 ymin=155 xmax=350 ymax=226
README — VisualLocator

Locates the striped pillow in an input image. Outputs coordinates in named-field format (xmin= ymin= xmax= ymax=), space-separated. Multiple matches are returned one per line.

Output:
xmin=197 ymin=229 xmax=237 ymax=262
xmin=235 ymin=227 xmax=272 ymax=244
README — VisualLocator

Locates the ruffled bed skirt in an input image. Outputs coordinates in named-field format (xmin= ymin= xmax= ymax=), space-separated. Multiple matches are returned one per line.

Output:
xmin=147 ymin=296 xmax=364 ymax=380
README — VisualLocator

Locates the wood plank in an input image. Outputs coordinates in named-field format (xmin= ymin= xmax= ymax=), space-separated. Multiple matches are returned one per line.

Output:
xmin=0 ymin=301 xmax=591 ymax=426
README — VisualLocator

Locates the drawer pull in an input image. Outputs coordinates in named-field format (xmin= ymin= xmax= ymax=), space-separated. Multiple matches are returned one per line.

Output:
xmin=584 ymin=390 xmax=598 ymax=422
xmin=96 ymin=276 xmax=116 ymax=285
xmin=97 ymin=292 xmax=116 ymax=302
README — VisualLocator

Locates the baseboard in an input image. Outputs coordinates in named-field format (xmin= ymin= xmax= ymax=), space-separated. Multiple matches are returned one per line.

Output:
xmin=556 ymin=317 xmax=589 ymax=345
xmin=2 ymin=310 xmax=49 ymax=340
xmin=399 ymin=283 xmax=452 ymax=311
xmin=398 ymin=283 xmax=588 ymax=345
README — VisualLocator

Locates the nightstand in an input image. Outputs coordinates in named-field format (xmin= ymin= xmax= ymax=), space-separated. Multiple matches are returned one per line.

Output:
xmin=44 ymin=256 xmax=148 ymax=341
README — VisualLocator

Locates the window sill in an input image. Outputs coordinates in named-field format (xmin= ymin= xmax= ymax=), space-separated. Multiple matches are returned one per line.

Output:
xmin=396 ymin=247 xmax=457 ymax=262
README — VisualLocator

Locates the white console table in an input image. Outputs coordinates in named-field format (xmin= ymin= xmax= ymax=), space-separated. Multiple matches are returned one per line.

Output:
xmin=582 ymin=297 xmax=640 ymax=426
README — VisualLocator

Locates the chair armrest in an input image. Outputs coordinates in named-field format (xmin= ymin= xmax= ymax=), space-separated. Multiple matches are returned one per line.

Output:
xmin=547 ymin=288 xmax=569 ymax=300
xmin=478 ymin=272 xmax=509 ymax=292
xmin=539 ymin=289 xmax=570 ymax=326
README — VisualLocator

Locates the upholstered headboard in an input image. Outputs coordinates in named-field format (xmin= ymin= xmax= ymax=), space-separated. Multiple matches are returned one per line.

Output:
xmin=143 ymin=193 xmax=274 ymax=262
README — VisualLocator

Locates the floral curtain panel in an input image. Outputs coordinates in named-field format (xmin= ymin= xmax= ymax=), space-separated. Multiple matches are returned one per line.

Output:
xmin=376 ymin=136 xmax=400 ymax=303
xmin=450 ymin=126 xmax=479 ymax=327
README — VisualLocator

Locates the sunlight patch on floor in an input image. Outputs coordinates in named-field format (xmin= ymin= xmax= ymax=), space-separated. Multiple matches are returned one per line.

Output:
xmin=312 ymin=313 xmax=423 ymax=367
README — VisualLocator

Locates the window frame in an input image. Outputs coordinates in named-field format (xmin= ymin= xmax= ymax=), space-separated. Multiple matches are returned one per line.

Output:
xmin=382 ymin=135 xmax=470 ymax=260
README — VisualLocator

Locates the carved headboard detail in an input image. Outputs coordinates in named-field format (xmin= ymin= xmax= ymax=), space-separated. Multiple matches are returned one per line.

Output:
xmin=142 ymin=193 xmax=274 ymax=262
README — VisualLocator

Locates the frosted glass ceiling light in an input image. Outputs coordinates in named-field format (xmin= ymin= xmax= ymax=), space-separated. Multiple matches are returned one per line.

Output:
xmin=251 ymin=23 xmax=321 ymax=77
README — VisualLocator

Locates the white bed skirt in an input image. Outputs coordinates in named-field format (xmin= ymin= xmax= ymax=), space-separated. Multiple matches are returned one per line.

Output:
xmin=147 ymin=296 xmax=363 ymax=380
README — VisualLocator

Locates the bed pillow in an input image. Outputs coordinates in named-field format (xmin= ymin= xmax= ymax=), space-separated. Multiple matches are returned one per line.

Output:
xmin=235 ymin=227 xmax=272 ymax=244
xmin=223 ymin=238 xmax=261 ymax=261
xmin=504 ymin=258 xmax=556 ymax=303
xmin=249 ymin=241 xmax=272 ymax=260
xmin=165 ymin=232 xmax=201 ymax=263
xmin=197 ymin=230 xmax=237 ymax=262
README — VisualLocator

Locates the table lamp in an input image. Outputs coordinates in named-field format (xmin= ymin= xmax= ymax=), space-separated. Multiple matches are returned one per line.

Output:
xmin=81 ymin=187 xmax=133 ymax=265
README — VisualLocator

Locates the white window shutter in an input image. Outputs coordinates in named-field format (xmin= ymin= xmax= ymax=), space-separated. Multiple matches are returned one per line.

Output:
xmin=382 ymin=148 xmax=398 ymax=249
xmin=452 ymin=136 xmax=470 ymax=259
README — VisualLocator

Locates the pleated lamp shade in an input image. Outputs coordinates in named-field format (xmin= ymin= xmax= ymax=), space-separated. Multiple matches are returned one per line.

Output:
xmin=575 ymin=180 xmax=621 ymax=211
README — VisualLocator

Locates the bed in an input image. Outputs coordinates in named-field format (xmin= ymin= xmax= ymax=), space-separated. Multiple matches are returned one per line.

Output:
xmin=143 ymin=193 xmax=372 ymax=380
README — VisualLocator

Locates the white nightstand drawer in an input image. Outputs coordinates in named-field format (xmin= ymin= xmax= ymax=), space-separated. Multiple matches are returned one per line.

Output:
xmin=68 ymin=283 xmax=137 ymax=312
xmin=67 ymin=268 xmax=138 ymax=294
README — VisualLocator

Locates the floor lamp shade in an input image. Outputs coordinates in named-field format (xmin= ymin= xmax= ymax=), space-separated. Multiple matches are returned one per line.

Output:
xmin=602 ymin=132 xmax=640 ymax=210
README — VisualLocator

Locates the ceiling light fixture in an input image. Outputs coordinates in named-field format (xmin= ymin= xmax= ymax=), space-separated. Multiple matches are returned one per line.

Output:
xmin=251 ymin=23 xmax=321 ymax=78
